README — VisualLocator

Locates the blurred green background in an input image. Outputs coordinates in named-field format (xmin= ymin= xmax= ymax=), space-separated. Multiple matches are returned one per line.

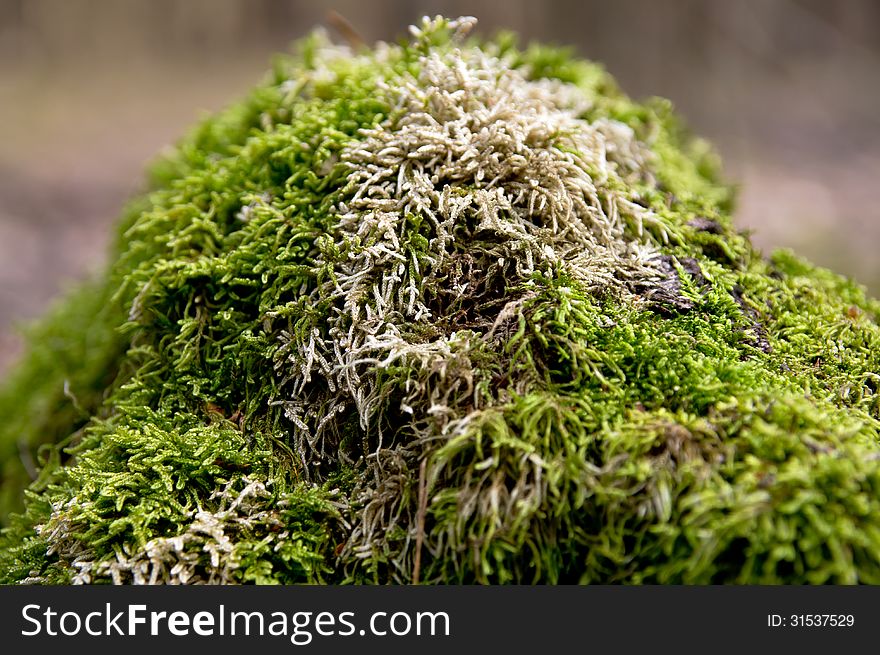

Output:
xmin=1 ymin=0 xmax=879 ymax=373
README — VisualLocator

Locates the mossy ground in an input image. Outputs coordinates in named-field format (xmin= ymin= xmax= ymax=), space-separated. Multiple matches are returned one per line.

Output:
xmin=1 ymin=17 xmax=879 ymax=584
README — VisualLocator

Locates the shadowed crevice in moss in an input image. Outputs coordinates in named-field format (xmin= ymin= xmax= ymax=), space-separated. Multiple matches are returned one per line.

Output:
xmin=1 ymin=16 xmax=879 ymax=584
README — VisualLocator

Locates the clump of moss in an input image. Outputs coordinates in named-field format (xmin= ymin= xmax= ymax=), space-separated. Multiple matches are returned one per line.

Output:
xmin=1 ymin=16 xmax=879 ymax=584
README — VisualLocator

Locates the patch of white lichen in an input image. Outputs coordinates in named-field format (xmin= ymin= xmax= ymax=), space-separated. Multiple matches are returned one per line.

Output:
xmin=272 ymin=16 xmax=676 ymax=569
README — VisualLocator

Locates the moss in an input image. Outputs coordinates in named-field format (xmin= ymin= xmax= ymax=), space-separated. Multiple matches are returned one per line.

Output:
xmin=1 ymin=16 xmax=879 ymax=584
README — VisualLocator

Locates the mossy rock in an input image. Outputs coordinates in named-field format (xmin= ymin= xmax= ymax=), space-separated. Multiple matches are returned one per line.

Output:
xmin=2 ymin=16 xmax=879 ymax=584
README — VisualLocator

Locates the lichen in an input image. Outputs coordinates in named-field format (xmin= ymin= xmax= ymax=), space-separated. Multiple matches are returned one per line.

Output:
xmin=1 ymin=16 xmax=879 ymax=585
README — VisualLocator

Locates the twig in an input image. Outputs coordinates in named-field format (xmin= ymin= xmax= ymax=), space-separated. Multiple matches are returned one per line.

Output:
xmin=412 ymin=457 xmax=428 ymax=585
xmin=326 ymin=10 xmax=365 ymax=50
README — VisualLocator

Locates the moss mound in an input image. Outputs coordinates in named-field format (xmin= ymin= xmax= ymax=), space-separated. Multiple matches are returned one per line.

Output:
xmin=2 ymin=17 xmax=880 ymax=584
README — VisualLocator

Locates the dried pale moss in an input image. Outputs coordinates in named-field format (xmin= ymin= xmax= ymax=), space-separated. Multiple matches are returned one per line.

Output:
xmin=1 ymin=16 xmax=879 ymax=584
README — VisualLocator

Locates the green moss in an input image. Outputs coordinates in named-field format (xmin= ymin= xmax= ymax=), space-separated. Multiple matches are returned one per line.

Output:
xmin=0 ymin=279 xmax=128 ymax=522
xmin=1 ymin=16 xmax=879 ymax=584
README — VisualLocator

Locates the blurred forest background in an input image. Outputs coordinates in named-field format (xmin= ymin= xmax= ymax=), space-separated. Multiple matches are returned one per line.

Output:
xmin=1 ymin=0 xmax=879 ymax=373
